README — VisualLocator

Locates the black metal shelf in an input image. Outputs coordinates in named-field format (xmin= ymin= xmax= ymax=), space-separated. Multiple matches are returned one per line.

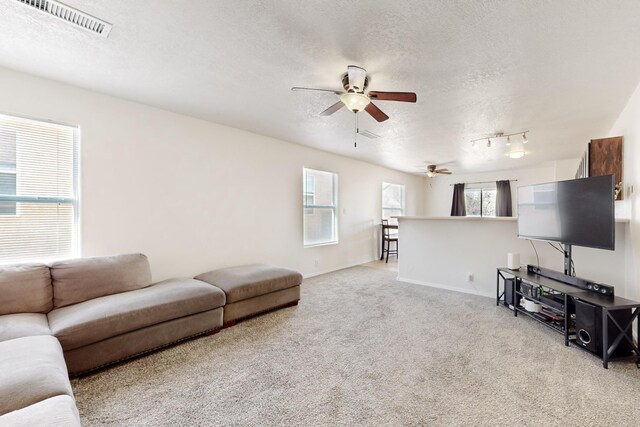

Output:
xmin=515 ymin=290 xmax=565 ymax=313
xmin=497 ymin=267 xmax=640 ymax=369
xmin=515 ymin=306 xmax=565 ymax=334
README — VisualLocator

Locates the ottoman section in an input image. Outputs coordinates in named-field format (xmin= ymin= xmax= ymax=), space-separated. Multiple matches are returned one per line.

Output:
xmin=195 ymin=263 xmax=302 ymax=326
xmin=0 ymin=395 xmax=80 ymax=427
xmin=0 ymin=336 xmax=73 ymax=416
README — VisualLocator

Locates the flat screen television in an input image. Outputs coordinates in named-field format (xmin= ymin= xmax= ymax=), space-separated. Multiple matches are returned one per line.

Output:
xmin=517 ymin=175 xmax=615 ymax=250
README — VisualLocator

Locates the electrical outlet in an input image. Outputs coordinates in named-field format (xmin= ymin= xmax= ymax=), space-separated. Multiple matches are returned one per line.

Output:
xmin=314 ymin=259 xmax=319 ymax=267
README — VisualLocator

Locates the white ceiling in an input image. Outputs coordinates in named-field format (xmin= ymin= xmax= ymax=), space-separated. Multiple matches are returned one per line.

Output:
xmin=1 ymin=0 xmax=640 ymax=174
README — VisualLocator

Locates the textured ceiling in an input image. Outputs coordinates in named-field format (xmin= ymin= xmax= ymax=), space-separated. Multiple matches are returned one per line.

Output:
xmin=1 ymin=0 xmax=640 ymax=174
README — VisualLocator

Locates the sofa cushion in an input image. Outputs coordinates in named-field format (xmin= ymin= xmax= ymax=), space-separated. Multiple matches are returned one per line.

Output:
xmin=0 ymin=335 xmax=73 ymax=416
xmin=0 ymin=263 xmax=52 ymax=315
xmin=0 ymin=313 xmax=51 ymax=343
xmin=195 ymin=264 xmax=302 ymax=303
xmin=48 ymin=278 xmax=226 ymax=351
xmin=0 ymin=395 xmax=80 ymax=427
xmin=50 ymin=253 xmax=152 ymax=308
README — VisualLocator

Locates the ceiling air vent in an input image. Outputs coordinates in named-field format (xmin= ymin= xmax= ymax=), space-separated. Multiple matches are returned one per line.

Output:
xmin=16 ymin=0 xmax=112 ymax=38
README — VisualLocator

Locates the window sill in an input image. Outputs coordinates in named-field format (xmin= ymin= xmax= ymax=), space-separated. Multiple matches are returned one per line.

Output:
xmin=304 ymin=240 xmax=339 ymax=248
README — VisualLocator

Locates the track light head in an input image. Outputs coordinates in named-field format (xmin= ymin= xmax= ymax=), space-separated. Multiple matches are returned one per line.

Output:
xmin=506 ymin=136 xmax=511 ymax=146
xmin=487 ymin=138 xmax=492 ymax=148
xmin=522 ymin=133 xmax=528 ymax=144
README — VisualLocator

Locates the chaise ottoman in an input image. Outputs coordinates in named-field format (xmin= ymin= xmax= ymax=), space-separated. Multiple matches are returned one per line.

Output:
xmin=195 ymin=264 xmax=301 ymax=327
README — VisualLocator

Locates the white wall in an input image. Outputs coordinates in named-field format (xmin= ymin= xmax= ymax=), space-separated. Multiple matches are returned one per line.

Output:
xmin=608 ymin=81 xmax=640 ymax=300
xmin=0 ymin=67 xmax=425 ymax=281
xmin=423 ymin=163 xmax=568 ymax=217
xmin=398 ymin=217 xmax=628 ymax=298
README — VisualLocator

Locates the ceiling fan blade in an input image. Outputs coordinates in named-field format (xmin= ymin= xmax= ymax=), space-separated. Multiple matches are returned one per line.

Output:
xmin=364 ymin=102 xmax=389 ymax=122
xmin=435 ymin=169 xmax=450 ymax=173
xmin=437 ymin=171 xmax=453 ymax=175
xmin=291 ymin=86 xmax=343 ymax=95
xmin=347 ymin=65 xmax=367 ymax=92
xmin=357 ymin=129 xmax=380 ymax=139
xmin=320 ymin=101 xmax=345 ymax=116
xmin=368 ymin=91 xmax=417 ymax=103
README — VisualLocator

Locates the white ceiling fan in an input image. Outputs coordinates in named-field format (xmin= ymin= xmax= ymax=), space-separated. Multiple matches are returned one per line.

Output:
xmin=292 ymin=65 xmax=417 ymax=122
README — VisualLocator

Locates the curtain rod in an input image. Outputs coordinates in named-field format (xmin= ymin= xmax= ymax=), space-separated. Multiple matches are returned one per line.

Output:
xmin=449 ymin=179 xmax=518 ymax=186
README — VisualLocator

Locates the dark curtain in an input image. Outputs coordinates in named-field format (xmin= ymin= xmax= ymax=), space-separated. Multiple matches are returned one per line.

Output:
xmin=496 ymin=180 xmax=513 ymax=217
xmin=450 ymin=183 xmax=466 ymax=216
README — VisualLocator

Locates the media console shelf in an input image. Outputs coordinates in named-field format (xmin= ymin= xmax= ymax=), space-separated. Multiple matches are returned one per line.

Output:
xmin=496 ymin=267 xmax=640 ymax=369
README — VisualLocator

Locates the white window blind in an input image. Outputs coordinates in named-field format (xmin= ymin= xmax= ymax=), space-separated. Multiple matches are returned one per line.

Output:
xmin=0 ymin=113 xmax=79 ymax=263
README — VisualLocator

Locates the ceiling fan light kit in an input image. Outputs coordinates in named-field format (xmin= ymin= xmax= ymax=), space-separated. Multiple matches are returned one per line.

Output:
xmin=341 ymin=92 xmax=370 ymax=112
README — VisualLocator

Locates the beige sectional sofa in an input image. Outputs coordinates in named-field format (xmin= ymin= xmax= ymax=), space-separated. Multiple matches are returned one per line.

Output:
xmin=47 ymin=254 xmax=226 ymax=375
xmin=0 ymin=254 xmax=301 ymax=426
xmin=0 ymin=264 xmax=80 ymax=426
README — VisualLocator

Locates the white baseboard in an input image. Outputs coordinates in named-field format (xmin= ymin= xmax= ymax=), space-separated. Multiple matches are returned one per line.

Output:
xmin=397 ymin=276 xmax=494 ymax=299
xmin=303 ymin=258 xmax=377 ymax=279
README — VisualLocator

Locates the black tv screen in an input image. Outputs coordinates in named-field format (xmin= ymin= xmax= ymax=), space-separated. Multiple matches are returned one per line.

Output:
xmin=517 ymin=175 xmax=615 ymax=250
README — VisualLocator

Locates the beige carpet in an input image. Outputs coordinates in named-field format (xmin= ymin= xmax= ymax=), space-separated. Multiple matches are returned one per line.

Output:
xmin=73 ymin=266 xmax=640 ymax=426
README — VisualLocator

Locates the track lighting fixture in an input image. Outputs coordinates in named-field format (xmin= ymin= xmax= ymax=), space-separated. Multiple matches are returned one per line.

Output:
xmin=470 ymin=131 xmax=529 ymax=159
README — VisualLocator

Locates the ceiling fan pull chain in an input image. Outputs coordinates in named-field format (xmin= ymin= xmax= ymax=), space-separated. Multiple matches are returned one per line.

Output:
xmin=354 ymin=114 xmax=358 ymax=148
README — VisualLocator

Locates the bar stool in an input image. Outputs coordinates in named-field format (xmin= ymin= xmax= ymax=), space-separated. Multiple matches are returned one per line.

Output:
xmin=381 ymin=219 xmax=398 ymax=263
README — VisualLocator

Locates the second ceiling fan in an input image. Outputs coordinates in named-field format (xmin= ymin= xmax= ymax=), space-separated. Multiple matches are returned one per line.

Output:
xmin=292 ymin=65 xmax=417 ymax=122
xmin=424 ymin=164 xmax=452 ymax=178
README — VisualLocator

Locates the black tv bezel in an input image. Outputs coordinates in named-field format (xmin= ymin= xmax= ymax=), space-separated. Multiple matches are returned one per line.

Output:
xmin=516 ymin=175 xmax=615 ymax=251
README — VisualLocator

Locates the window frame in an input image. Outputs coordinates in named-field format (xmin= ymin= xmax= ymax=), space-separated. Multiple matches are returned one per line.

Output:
xmin=382 ymin=182 xmax=405 ymax=222
xmin=303 ymin=167 xmax=338 ymax=247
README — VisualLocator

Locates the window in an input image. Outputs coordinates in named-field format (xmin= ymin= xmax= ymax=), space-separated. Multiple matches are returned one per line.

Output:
xmin=0 ymin=114 xmax=79 ymax=263
xmin=382 ymin=182 xmax=405 ymax=221
xmin=303 ymin=168 xmax=338 ymax=246
xmin=464 ymin=186 xmax=496 ymax=217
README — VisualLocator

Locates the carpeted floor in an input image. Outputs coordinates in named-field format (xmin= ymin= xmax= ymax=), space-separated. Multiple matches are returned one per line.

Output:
xmin=72 ymin=266 xmax=640 ymax=426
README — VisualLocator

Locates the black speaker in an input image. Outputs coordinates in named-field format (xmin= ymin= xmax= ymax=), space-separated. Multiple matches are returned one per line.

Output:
xmin=574 ymin=299 xmax=634 ymax=357
xmin=504 ymin=278 xmax=516 ymax=309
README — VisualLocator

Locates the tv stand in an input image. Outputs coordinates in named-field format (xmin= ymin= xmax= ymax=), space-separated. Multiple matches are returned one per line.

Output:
xmin=496 ymin=267 xmax=640 ymax=369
